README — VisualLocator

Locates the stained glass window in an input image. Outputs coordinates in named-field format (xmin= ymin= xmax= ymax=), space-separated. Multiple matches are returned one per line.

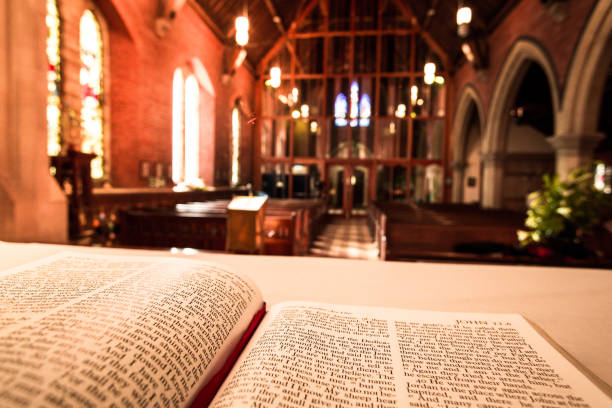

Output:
xmin=334 ymin=93 xmax=348 ymax=127
xmin=46 ymin=0 xmax=61 ymax=156
xmin=80 ymin=10 xmax=104 ymax=179
xmin=359 ymin=94 xmax=371 ymax=127
xmin=231 ymin=106 xmax=240 ymax=186
xmin=334 ymin=84 xmax=370 ymax=128
xmin=349 ymin=81 xmax=359 ymax=127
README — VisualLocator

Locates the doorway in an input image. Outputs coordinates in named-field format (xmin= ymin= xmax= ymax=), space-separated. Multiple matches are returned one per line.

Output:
xmin=327 ymin=164 xmax=369 ymax=217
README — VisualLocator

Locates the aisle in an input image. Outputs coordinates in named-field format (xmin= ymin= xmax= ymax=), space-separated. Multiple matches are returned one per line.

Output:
xmin=309 ymin=217 xmax=379 ymax=260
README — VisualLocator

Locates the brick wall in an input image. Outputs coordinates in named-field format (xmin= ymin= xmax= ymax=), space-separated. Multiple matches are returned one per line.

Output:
xmin=453 ymin=0 xmax=597 ymax=118
xmin=59 ymin=0 xmax=255 ymax=187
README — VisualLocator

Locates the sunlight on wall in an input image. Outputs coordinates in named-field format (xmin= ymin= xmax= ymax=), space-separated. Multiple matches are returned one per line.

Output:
xmin=184 ymin=75 xmax=199 ymax=185
xmin=172 ymin=68 xmax=185 ymax=183
xmin=231 ymin=106 xmax=240 ymax=186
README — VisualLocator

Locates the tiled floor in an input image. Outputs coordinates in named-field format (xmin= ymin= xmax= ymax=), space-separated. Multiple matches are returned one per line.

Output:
xmin=309 ymin=217 xmax=379 ymax=260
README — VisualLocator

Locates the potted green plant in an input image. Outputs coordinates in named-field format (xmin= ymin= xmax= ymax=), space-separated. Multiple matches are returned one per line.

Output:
xmin=517 ymin=163 xmax=609 ymax=259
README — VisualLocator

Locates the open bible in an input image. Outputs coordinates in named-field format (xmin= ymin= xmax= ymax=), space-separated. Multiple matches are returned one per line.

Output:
xmin=0 ymin=253 xmax=609 ymax=407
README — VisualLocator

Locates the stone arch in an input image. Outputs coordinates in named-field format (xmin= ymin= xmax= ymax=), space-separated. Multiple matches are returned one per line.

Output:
xmin=451 ymin=85 xmax=485 ymax=202
xmin=555 ymin=0 xmax=612 ymax=174
xmin=484 ymin=38 xmax=560 ymax=154
xmin=452 ymin=84 xmax=486 ymax=164
xmin=481 ymin=38 xmax=560 ymax=207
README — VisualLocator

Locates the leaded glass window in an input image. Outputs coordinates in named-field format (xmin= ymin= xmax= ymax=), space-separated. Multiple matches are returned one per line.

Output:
xmin=80 ymin=10 xmax=104 ymax=179
xmin=46 ymin=0 xmax=61 ymax=156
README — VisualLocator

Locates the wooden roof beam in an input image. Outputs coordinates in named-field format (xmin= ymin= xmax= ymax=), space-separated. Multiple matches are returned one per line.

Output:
xmin=389 ymin=0 xmax=449 ymax=68
xmin=188 ymin=0 xmax=228 ymax=43
xmin=263 ymin=0 xmax=286 ymax=35
xmin=263 ymin=0 xmax=305 ymax=73
xmin=319 ymin=0 xmax=328 ymax=18
xmin=258 ymin=0 xmax=321 ymax=74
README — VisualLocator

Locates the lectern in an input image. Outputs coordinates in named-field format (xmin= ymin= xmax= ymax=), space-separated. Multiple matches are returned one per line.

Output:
xmin=226 ymin=196 xmax=268 ymax=254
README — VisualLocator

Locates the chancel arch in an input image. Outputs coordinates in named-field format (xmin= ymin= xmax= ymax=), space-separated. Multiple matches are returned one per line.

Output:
xmin=451 ymin=85 xmax=485 ymax=203
xmin=481 ymin=38 xmax=560 ymax=208
xmin=557 ymin=0 xmax=612 ymax=178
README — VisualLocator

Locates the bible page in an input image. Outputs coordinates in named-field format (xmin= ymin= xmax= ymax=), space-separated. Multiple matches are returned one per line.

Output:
xmin=0 ymin=252 xmax=264 ymax=407
xmin=209 ymin=302 xmax=611 ymax=408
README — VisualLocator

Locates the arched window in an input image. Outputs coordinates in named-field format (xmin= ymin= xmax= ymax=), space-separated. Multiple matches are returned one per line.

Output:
xmin=172 ymin=69 xmax=185 ymax=183
xmin=359 ymin=94 xmax=371 ymax=127
xmin=80 ymin=9 xmax=105 ymax=179
xmin=231 ymin=105 xmax=241 ymax=186
xmin=334 ymin=84 xmax=371 ymax=128
xmin=46 ymin=0 xmax=61 ymax=156
xmin=184 ymin=75 xmax=199 ymax=185
xmin=349 ymin=81 xmax=359 ymax=127
xmin=172 ymin=68 xmax=200 ymax=186
xmin=334 ymin=93 xmax=348 ymax=127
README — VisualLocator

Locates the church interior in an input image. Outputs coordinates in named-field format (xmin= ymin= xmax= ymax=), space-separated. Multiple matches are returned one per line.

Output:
xmin=2 ymin=0 xmax=612 ymax=265
xmin=1 ymin=1 xmax=612 ymax=403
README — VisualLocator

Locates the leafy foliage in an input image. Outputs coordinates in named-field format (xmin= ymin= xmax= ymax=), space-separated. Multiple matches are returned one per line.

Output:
xmin=517 ymin=163 xmax=609 ymax=248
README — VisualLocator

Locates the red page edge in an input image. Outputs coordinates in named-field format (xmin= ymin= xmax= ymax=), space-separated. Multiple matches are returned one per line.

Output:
xmin=189 ymin=302 xmax=267 ymax=407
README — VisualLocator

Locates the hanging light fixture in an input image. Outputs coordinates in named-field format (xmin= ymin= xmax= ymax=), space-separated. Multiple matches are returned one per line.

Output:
xmin=395 ymin=104 xmax=407 ymax=118
xmin=291 ymin=87 xmax=299 ymax=104
xmin=235 ymin=16 xmax=249 ymax=46
xmin=424 ymin=62 xmax=436 ymax=85
xmin=270 ymin=66 xmax=281 ymax=88
xmin=457 ymin=2 xmax=472 ymax=38
xmin=410 ymin=86 xmax=419 ymax=106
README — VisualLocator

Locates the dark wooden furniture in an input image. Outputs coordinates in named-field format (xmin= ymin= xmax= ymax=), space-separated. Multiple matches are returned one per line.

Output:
xmin=117 ymin=199 xmax=327 ymax=255
xmin=368 ymin=201 xmax=524 ymax=261
xmin=50 ymin=150 xmax=96 ymax=239
xmin=85 ymin=188 xmax=246 ymax=244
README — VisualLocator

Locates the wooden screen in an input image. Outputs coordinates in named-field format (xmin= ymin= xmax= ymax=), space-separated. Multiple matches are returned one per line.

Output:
xmin=255 ymin=0 xmax=451 ymax=205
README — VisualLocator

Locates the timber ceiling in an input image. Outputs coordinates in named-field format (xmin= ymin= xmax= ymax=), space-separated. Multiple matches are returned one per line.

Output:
xmin=193 ymin=0 xmax=520 ymax=70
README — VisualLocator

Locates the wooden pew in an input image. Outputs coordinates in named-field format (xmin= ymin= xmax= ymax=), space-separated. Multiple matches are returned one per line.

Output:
xmin=266 ymin=199 xmax=327 ymax=253
xmin=260 ymin=199 xmax=326 ymax=255
xmin=369 ymin=201 xmax=523 ymax=261
xmin=117 ymin=198 xmax=327 ymax=256
xmin=118 ymin=206 xmax=227 ymax=250
xmin=263 ymin=210 xmax=299 ymax=255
